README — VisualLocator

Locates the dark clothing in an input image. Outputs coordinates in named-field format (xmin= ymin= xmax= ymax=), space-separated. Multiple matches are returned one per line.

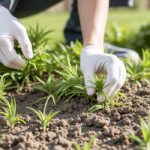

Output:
xmin=0 ymin=0 xmax=10 ymax=9
xmin=110 ymin=0 xmax=133 ymax=7
xmin=64 ymin=0 xmax=134 ymax=43
xmin=0 ymin=0 xmax=134 ymax=17
xmin=14 ymin=0 xmax=63 ymax=18
xmin=0 ymin=0 xmax=134 ymax=43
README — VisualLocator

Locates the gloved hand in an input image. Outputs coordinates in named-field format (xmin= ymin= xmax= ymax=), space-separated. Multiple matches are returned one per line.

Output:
xmin=80 ymin=46 xmax=126 ymax=103
xmin=0 ymin=6 xmax=33 ymax=69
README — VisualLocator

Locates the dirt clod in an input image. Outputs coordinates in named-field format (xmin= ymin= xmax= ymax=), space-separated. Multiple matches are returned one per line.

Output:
xmin=58 ymin=120 xmax=69 ymax=128
xmin=122 ymin=118 xmax=131 ymax=125
xmin=113 ymin=112 xmax=121 ymax=121
xmin=94 ymin=117 xmax=110 ymax=128
xmin=1 ymin=81 xmax=150 ymax=150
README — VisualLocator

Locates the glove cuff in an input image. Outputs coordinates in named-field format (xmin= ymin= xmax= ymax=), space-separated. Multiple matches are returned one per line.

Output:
xmin=82 ymin=45 xmax=103 ymax=54
xmin=0 ymin=5 xmax=9 ymax=14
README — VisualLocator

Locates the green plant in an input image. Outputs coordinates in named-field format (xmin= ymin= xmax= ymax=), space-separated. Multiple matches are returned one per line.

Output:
xmin=0 ymin=76 xmax=8 ymax=101
xmin=54 ymin=58 xmax=88 ymax=102
xmin=74 ymin=136 xmax=95 ymax=150
xmin=70 ymin=40 xmax=83 ymax=56
xmin=27 ymin=96 xmax=59 ymax=132
xmin=0 ymin=98 xmax=26 ymax=128
xmin=0 ymin=134 xmax=3 ymax=144
xmin=34 ymin=58 xmax=87 ymax=103
xmin=0 ymin=25 xmax=52 ymax=90
xmin=49 ymin=41 xmax=82 ymax=71
xmin=88 ymin=92 xmax=125 ymax=113
xmin=35 ymin=57 xmax=107 ymax=103
xmin=125 ymin=50 xmax=150 ymax=86
xmin=27 ymin=24 xmax=52 ymax=49
xmin=34 ymin=77 xmax=58 ymax=104
xmin=130 ymin=114 xmax=150 ymax=150
xmin=55 ymin=58 xmax=108 ymax=103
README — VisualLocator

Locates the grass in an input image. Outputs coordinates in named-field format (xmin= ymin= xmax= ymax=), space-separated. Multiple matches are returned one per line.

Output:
xmin=35 ymin=57 xmax=109 ymax=104
xmin=35 ymin=55 xmax=126 ymax=108
xmin=54 ymin=57 xmax=88 ymax=101
xmin=27 ymin=24 xmax=53 ymax=49
xmin=0 ymin=25 xmax=52 ymax=90
xmin=34 ymin=59 xmax=88 ymax=103
xmin=125 ymin=50 xmax=150 ymax=86
xmin=88 ymin=92 xmax=125 ymax=113
xmin=74 ymin=136 xmax=95 ymax=150
xmin=27 ymin=96 xmax=59 ymax=132
xmin=130 ymin=114 xmax=150 ymax=150
xmin=20 ymin=11 xmax=69 ymax=46
xmin=108 ymin=9 xmax=150 ymax=30
xmin=0 ymin=76 xmax=8 ymax=101
xmin=0 ymin=98 xmax=26 ymax=128
xmin=0 ymin=7 xmax=149 ymax=123
xmin=20 ymin=9 xmax=150 ymax=46
xmin=0 ymin=8 xmax=149 ymax=149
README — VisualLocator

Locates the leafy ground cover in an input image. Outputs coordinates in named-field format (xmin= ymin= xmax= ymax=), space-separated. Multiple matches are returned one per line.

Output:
xmin=0 ymin=9 xmax=150 ymax=150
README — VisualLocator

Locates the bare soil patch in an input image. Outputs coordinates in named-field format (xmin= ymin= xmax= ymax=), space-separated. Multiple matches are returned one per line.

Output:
xmin=0 ymin=81 xmax=150 ymax=150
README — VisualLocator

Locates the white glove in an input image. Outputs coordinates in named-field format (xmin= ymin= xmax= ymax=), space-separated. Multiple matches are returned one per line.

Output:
xmin=0 ymin=6 xmax=33 ymax=69
xmin=80 ymin=46 xmax=126 ymax=103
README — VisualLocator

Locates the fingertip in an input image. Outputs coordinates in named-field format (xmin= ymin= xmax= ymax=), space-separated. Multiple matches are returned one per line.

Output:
xmin=27 ymin=52 xmax=33 ymax=59
xmin=15 ymin=30 xmax=33 ymax=59
xmin=86 ymin=88 xmax=95 ymax=96
xmin=97 ymin=95 xmax=106 ymax=103
xmin=14 ymin=57 xmax=26 ymax=69
xmin=23 ymin=45 xmax=33 ymax=59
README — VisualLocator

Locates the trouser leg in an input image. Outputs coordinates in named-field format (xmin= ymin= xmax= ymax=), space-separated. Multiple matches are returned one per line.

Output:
xmin=14 ymin=0 xmax=62 ymax=18
xmin=64 ymin=0 xmax=82 ymax=44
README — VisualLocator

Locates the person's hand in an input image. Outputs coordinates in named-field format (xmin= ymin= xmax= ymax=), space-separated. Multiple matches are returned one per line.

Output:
xmin=0 ymin=6 xmax=33 ymax=69
xmin=80 ymin=46 xmax=126 ymax=103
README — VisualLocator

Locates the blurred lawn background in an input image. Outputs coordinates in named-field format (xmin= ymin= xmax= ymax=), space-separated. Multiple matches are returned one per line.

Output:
xmin=20 ymin=8 xmax=150 ymax=47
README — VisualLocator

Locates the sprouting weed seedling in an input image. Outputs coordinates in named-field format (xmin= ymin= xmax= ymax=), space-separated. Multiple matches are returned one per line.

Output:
xmin=27 ymin=24 xmax=52 ymax=49
xmin=88 ymin=92 xmax=125 ymax=113
xmin=54 ymin=57 xmax=89 ymax=102
xmin=54 ymin=57 xmax=112 ymax=103
xmin=74 ymin=136 xmax=95 ymax=150
xmin=27 ymin=96 xmax=59 ymax=132
xmin=88 ymin=98 xmax=124 ymax=113
xmin=88 ymin=103 xmax=104 ymax=113
xmin=92 ymin=76 xmax=107 ymax=98
xmin=130 ymin=114 xmax=150 ymax=150
xmin=88 ymin=76 xmax=125 ymax=113
xmin=35 ymin=57 xmax=122 ymax=105
xmin=0 ymin=98 xmax=26 ymax=128
xmin=49 ymin=41 xmax=82 ymax=69
xmin=70 ymin=40 xmax=83 ymax=56
xmin=0 ymin=76 xmax=9 ymax=101
xmin=33 ymin=77 xmax=57 ymax=104
xmin=34 ymin=57 xmax=91 ymax=103
xmin=125 ymin=50 xmax=150 ymax=87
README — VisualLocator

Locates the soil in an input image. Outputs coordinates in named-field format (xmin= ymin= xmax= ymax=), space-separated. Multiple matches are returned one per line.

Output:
xmin=0 ymin=81 xmax=150 ymax=150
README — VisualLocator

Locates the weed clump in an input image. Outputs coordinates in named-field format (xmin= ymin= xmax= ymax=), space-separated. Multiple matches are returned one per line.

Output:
xmin=74 ymin=136 xmax=95 ymax=150
xmin=35 ymin=57 xmax=108 ymax=104
xmin=125 ymin=50 xmax=150 ymax=86
xmin=27 ymin=96 xmax=59 ymax=132
xmin=130 ymin=114 xmax=150 ymax=150
xmin=0 ymin=98 xmax=26 ymax=128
